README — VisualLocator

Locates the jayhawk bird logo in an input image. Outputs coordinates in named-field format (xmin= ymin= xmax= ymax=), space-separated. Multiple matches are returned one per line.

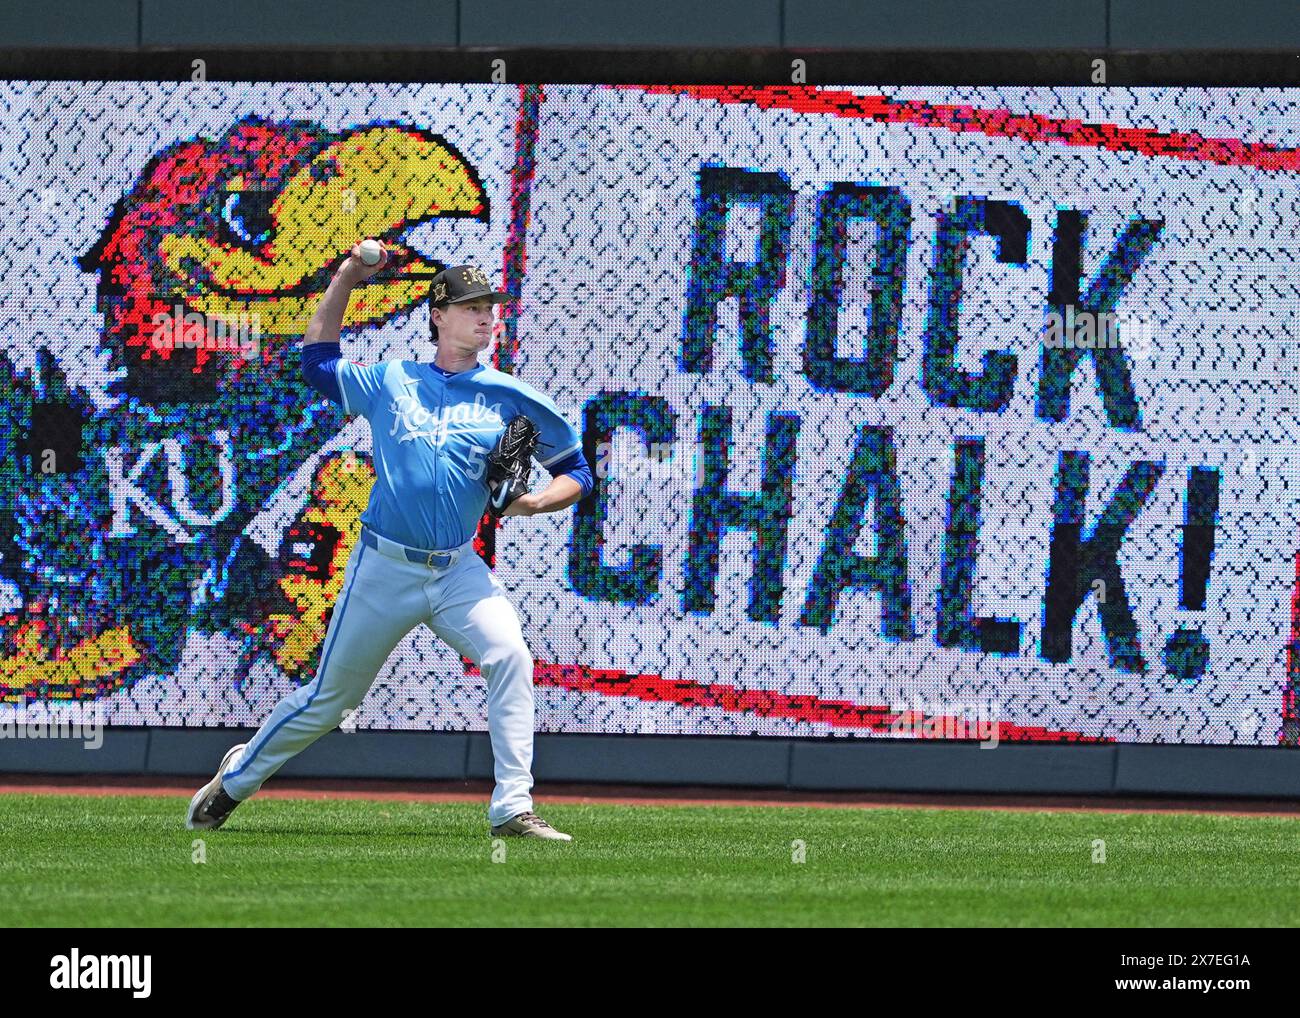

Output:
xmin=0 ymin=115 xmax=494 ymax=701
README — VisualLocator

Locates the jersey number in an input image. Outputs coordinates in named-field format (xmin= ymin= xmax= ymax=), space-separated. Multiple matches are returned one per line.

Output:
xmin=466 ymin=444 xmax=488 ymax=481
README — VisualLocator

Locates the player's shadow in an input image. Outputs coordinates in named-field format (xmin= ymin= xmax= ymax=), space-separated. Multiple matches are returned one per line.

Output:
xmin=222 ymin=824 xmax=471 ymax=839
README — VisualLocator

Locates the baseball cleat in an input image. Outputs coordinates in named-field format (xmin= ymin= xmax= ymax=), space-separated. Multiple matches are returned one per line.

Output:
xmin=490 ymin=811 xmax=573 ymax=841
xmin=185 ymin=743 xmax=247 ymax=831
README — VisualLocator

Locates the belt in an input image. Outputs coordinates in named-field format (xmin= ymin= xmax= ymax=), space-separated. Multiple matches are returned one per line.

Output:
xmin=360 ymin=527 xmax=463 ymax=570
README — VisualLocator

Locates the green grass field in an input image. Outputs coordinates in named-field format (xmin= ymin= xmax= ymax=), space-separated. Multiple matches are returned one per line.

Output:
xmin=2 ymin=793 xmax=1298 ymax=926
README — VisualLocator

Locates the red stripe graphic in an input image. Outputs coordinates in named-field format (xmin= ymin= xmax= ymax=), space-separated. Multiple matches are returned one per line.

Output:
xmin=497 ymin=83 xmax=545 ymax=374
xmin=1285 ymin=551 xmax=1300 ymax=746
xmin=614 ymin=84 xmax=1300 ymax=174
xmin=467 ymin=659 xmax=1108 ymax=742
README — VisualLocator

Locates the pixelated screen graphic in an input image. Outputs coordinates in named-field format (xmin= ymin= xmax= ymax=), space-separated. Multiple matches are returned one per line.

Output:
xmin=0 ymin=81 xmax=1297 ymax=745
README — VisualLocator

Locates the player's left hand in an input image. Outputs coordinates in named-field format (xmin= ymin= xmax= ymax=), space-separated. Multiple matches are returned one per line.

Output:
xmin=500 ymin=493 xmax=540 ymax=518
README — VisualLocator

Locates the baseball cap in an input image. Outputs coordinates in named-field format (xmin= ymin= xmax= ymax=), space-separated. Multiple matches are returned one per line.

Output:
xmin=429 ymin=264 xmax=511 ymax=342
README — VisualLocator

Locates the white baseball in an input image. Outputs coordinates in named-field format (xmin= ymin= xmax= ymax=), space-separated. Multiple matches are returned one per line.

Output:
xmin=358 ymin=239 xmax=383 ymax=266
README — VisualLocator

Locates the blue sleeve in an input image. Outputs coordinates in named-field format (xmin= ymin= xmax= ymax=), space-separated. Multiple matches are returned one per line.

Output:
xmin=547 ymin=448 xmax=593 ymax=498
xmin=301 ymin=342 xmax=343 ymax=404
xmin=300 ymin=343 xmax=387 ymax=417
xmin=516 ymin=387 xmax=582 ymax=470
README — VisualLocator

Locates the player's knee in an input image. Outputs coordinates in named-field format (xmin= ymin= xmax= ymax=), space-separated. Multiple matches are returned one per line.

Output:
xmin=484 ymin=640 xmax=532 ymax=678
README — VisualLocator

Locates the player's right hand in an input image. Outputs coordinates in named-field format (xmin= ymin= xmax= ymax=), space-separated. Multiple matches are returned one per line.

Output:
xmin=337 ymin=241 xmax=391 ymax=284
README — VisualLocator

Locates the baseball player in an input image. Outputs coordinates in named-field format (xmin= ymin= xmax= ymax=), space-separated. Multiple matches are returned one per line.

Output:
xmin=186 ymin=241 xmax=592 ymax=841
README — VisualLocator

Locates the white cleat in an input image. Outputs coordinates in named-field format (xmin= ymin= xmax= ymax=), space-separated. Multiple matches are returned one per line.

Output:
xmin=490 ymin=811 xmax=573 ymax=841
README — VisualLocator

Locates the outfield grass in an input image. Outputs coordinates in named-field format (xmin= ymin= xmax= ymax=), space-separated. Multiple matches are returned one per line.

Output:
xmin=1 ymin=793 xmax=1297 ymax=926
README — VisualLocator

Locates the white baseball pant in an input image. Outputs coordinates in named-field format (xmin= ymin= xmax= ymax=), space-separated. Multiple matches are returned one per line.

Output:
xmin=220 ymin=530 xmax=537 ymax=827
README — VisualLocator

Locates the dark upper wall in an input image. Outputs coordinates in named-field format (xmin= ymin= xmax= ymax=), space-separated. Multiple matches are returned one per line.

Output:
xmin=0 ymin=0 xmax=1295 ymax=49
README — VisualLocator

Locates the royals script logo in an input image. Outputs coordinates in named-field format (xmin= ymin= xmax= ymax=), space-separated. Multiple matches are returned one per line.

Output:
xmin=388 ymin=386 xmax=504 ymax=447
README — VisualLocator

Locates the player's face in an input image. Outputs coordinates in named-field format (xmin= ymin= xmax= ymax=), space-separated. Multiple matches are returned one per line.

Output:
xmin=433 ymin=298 xmax=495 ymax=353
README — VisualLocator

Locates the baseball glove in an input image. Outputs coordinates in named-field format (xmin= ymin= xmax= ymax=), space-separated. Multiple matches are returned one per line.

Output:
xmin=485 ymin=415 xmax=541 ymax=517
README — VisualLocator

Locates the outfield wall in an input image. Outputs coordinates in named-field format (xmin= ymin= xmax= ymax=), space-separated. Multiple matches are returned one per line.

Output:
xmin=1 ymin=53 xmax=1299 ymax=797
xmin=5 ymin=729 xmax=1300 ymax=799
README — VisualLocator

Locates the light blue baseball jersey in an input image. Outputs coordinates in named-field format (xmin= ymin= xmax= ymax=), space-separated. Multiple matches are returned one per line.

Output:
xmin=332 ymin=358 xmax=583 ymax=550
